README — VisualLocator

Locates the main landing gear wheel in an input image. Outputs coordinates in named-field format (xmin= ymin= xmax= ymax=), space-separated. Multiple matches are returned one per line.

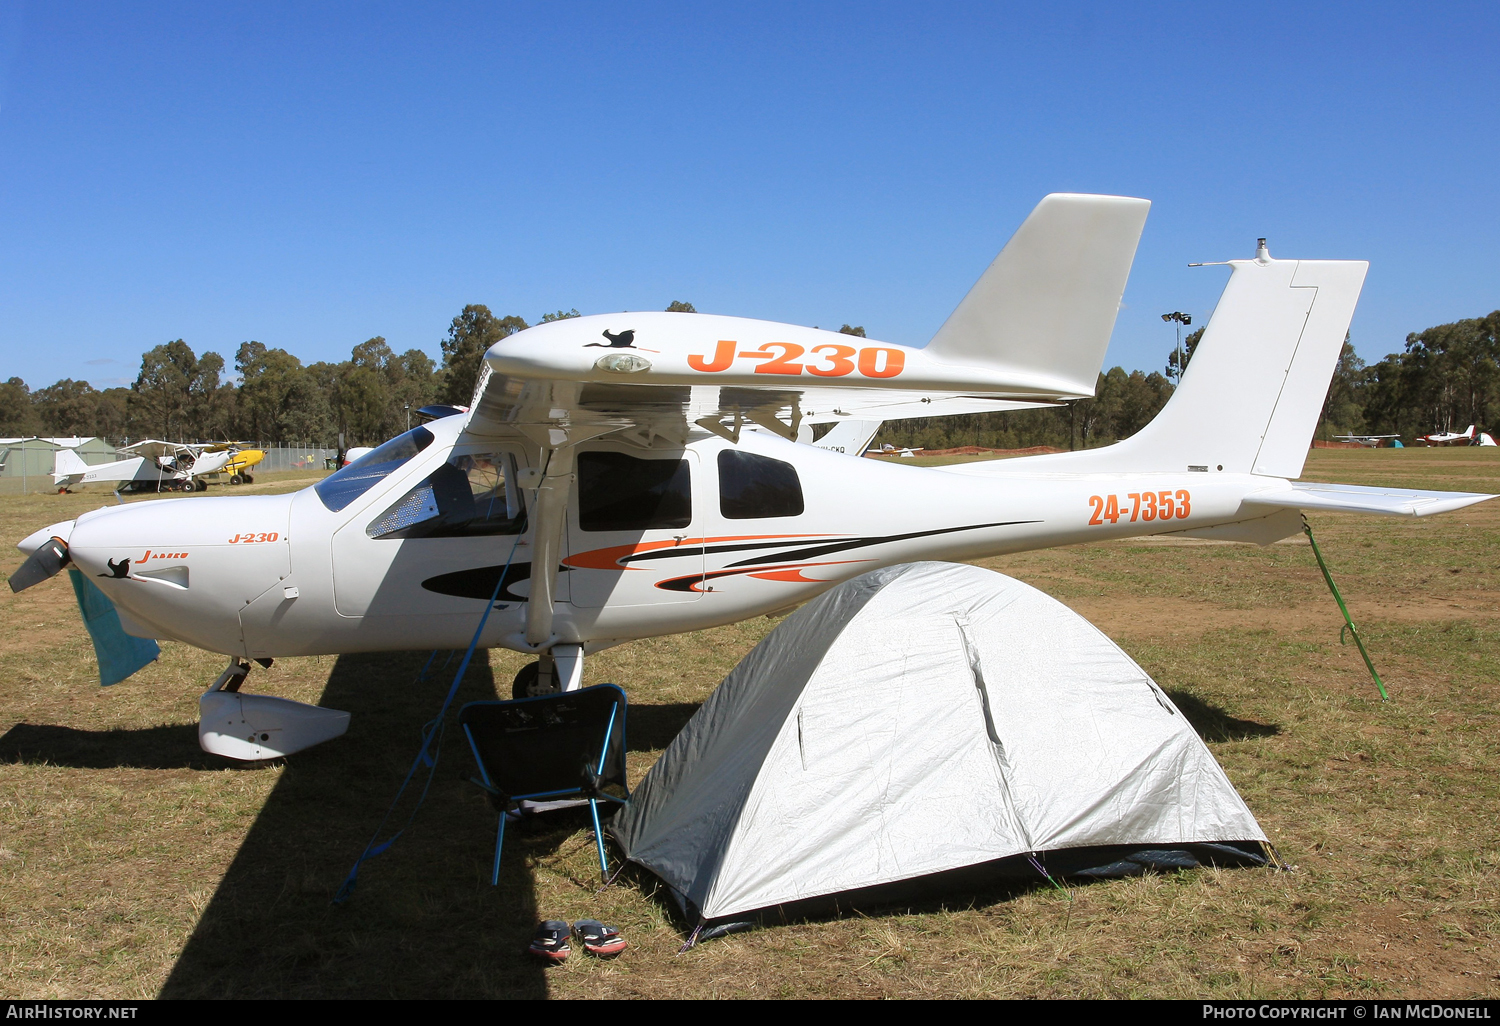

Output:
xmin=241 ymin=472 xmax=253 ymax=484
xmin=195 ymin=479 xmax=209 ymax=492
xmin=512 ymin=661 xmax=559 ymax=700
xmin=229 ymin=474 xmax=243 ymax=485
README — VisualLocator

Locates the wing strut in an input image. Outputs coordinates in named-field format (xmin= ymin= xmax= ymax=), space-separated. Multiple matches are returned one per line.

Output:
xmin=517 ymin=422 xmax=612 ymax=648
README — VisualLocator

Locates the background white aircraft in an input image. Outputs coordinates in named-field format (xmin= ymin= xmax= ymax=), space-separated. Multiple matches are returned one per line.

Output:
xmin=12 ymin=194 xmax=1495 ymax=759
xmin=53 ymin=440 xmax=252 ymax=493
xmin=1416 ymin=425 xmax=1477 ymax=446
xmin=1333 ymin=434 xmax=1401 ymax=448
xmin=868 ymin=444 xmax=925 ymax=457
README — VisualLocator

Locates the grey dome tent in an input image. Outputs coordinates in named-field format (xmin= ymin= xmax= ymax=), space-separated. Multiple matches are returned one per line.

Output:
xmin=612 ymin=562 xmax=1268 ymax=928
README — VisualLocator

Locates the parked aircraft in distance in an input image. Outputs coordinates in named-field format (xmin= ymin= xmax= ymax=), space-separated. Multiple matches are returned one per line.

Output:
xmin=1416 ymin=425 xmax=1477 ymax=447
xmin=219 ymin=447 xmax=265 ymax=484
xmin=11 ymin=194 xmax=1496 ymax=762
xmin=869 ymin=443 xmax=925 ymax=457
xmin=53 ymin=440 xmax=263 ymax=493
xmin=1334 ymin=434 xmax=1402 ymax=448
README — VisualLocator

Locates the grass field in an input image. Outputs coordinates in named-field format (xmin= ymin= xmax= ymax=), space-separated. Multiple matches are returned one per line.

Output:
xmin=1 ymin=450 xmax=1498 ymax=999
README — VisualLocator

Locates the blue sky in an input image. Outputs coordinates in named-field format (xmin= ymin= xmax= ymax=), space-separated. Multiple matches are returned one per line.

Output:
xmin=0 ymin=2 xmax=1495 ymax=390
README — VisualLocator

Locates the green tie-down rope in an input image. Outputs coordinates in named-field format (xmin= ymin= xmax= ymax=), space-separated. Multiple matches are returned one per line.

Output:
xmin=1301 ymin=514 xmax=1389 ymax=701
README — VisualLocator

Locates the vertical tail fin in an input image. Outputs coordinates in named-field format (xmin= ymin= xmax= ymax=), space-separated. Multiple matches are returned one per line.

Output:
xmin=795 ymin=418 xmax=883 ymax=456
xmin=1047 ymin=249 xmax=1367 ymax=478
xmin=52 ymin=448 xmax=89 ymax=484
xmin=927 ymin=194 xmax=1150 ymax=398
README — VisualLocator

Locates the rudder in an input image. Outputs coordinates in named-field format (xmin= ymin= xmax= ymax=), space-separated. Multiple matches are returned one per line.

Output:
xmin=1045 ymin=248 xmax=1367 ymax=478
xmin=52 ymin=448 xmax=89 ymax=484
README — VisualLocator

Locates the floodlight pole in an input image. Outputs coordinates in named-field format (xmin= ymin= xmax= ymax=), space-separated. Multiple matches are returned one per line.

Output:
xmin=405 ymin=404 xmax=411 ymax=432
xmin=1161 ymin=311 xmax=1193 ymax=383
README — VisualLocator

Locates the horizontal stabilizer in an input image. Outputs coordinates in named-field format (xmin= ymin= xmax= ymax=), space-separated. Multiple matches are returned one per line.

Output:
xmin=1246 ymin=482 xmax=1495 ymax=517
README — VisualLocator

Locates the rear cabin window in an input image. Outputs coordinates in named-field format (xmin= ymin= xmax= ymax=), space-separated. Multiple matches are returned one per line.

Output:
xmin=577 ymin=452 xmax=692 ymax=531
xmin=719 ymin=450 xmax=804 ymax=519
xmin=368 ymin=452 xmax=525 ymax=539
xmin=315 ymin=427 xmax=434 ymax=512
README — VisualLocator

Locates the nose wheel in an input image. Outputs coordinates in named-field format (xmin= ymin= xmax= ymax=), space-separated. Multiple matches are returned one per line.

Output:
xmin=511 ymin=645 xmax=586 ymax=699
xmin=512 ymin=661 xmax=550 ymax=699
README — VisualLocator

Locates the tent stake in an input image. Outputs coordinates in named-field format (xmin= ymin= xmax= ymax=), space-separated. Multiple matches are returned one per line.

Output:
xmin=1301 ymin=515 xmax=1388 ymax=702
xmin=1263 ymin=842 xmax=1294 ymax=873
xmin=1026 ymin=853 xmax=1072 ymax=902
xmin=677 ymin=920 xmax=704 ymax=955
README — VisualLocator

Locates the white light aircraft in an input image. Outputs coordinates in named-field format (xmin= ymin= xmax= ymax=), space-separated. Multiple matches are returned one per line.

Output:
xmin=53 ymin=440 xmax=244 ymax=493
xmin=11 ymin=195 xmax=1495 ymax=760
xmin=1416 ymin=425 xmax=1477 ymax=447
xmin=1333 ymin=434 xmax=1401 ymax=448
xmin=869 ymin=443 xmax=925 ymax=457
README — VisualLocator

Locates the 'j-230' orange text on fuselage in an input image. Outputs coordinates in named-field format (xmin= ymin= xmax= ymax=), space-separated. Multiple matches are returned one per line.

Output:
xmin=687 ymin=340 xmax=906 ymax=378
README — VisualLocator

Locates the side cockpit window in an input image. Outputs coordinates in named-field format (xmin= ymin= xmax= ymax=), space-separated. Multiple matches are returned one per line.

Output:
xmin=719 ymin=449 xmax=804 ymax=519
xmin=577 ymin=451 xmax=692 ymax=531
xmin=315 ymin=427 xmax=434 ymax=512
xmin=368 ymin=451 xmax=526 ymax=539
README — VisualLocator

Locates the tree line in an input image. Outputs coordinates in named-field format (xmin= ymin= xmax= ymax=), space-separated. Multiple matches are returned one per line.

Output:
xmin=0 ymin=304 xmax=590 ymax=446
xmin=2 ymin=305 xmax=1493 ymax=450
xmin=880 ymin=310 xmax=1500 ymax=451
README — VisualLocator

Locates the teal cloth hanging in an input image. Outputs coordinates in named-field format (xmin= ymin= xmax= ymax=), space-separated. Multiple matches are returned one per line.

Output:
xmin=67 ymin=569 xmax=160 ymax=686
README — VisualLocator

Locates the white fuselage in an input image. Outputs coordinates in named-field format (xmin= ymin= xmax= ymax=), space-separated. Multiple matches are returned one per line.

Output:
xmin=60 ymin=415 xmax=1293 ymax=662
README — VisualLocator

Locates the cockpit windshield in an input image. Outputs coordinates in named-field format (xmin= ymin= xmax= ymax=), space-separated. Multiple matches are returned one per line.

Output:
xmin=315 ymin=427 xmax=435 ymax=512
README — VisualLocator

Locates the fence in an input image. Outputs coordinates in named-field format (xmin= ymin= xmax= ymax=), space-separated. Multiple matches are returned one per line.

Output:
xmin=250 ymin=446 xmax=339 ymax=474
xmin=0 ymin=443 xmax=341 ymax=495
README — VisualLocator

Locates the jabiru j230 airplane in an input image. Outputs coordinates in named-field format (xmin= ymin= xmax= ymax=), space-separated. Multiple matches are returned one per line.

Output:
xmin=10 ymin=195 xmax=1495 ymax=760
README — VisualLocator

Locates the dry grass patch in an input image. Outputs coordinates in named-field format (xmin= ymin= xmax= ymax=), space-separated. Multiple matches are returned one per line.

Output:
xmin=0 ymin=448 xmax=1497 ymax=997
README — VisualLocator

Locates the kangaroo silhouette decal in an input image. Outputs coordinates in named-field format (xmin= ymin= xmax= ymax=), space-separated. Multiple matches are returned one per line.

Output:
xmin=587 ymin=329 xmax=638 ymax=349
xmin=100 ymin=558 xmax=132 ymax=579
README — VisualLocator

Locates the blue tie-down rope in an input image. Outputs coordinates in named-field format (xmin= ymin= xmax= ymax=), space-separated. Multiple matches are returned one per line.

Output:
xmin=334 ymin=531 xmax=525 ymax=903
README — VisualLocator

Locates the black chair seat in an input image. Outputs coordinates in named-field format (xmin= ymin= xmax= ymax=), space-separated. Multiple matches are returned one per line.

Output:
xmin=460 ymin=685 xmax=628 ymax=883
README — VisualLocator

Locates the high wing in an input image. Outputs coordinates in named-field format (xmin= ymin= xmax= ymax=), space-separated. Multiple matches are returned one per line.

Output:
xmin=801 ymin=394 xmax=1060 ymax=425
xmin=468 ymin=368 xmax=1056 ymax=448
xmin=119 ymin=439 xmax=202 ymax=462
xmin=464 ymin=193 xmax=1148 ymax=448
xmin=116 ymin=440 xmax=245 ymax=477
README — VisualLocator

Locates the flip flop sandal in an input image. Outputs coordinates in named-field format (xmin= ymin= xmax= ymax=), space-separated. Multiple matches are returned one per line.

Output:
xmin=572 ymin=919 xmax=627 ymax=957
xmin=527 ymin=920 xmax=571 ymax=963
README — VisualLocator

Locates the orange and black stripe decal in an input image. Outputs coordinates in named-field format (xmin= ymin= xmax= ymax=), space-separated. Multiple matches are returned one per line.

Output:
xmin=563 ymin=533 xmax=835 ymax=571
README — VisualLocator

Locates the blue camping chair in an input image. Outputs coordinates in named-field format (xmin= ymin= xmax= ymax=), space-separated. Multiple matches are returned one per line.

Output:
xmin=459 ymin=685 xmax=628 ymax=884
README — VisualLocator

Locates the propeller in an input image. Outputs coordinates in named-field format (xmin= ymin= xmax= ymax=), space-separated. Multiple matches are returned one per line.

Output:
xmin=9 ymin=537 xmax=70 ymax=593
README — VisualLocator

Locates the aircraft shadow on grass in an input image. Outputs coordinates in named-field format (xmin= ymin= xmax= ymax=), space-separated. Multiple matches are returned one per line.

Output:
xmin=0 ymin=666 xmax=702 ymax=995
xmin=158 ymin=650 xmax=560 ymax=999
xmin=0 ymin=722 xmax=252 ymax=771
xmin=156 ymin=654 xmax=708 ymax=998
